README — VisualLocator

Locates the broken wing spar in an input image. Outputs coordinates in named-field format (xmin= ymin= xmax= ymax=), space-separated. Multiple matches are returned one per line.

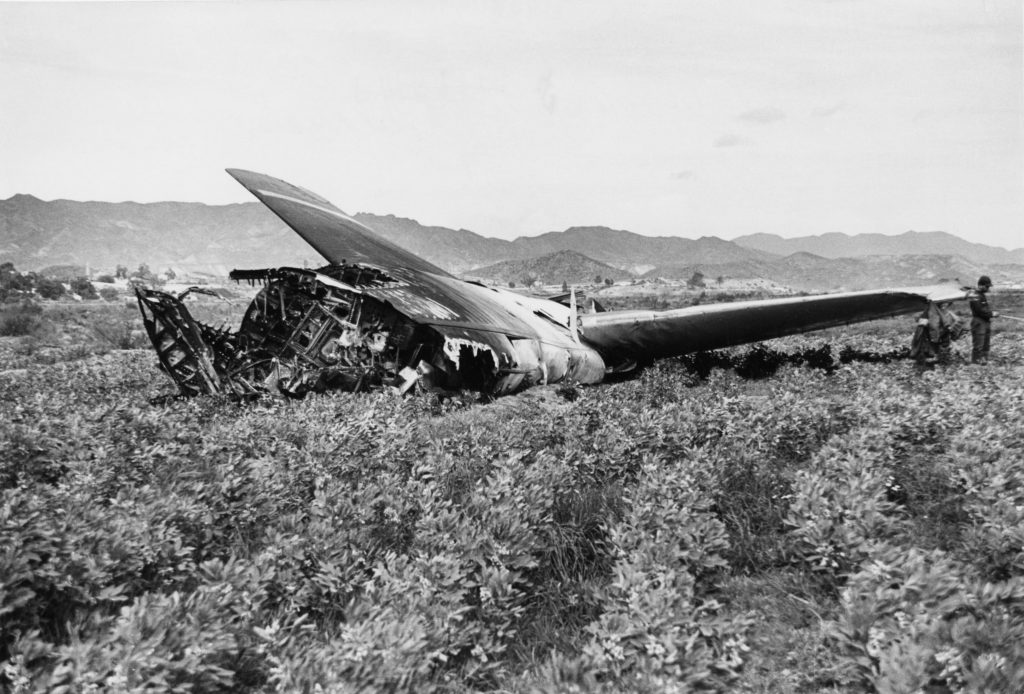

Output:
xmin=136 ymin=168 xmax=972 ymax=398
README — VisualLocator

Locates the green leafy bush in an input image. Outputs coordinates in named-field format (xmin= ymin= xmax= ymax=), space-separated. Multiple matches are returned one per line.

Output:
xmin=830 ymin=543 xmax=1024 ymax=692
xmin=0 ymin=305 xmax=1022 ymax=690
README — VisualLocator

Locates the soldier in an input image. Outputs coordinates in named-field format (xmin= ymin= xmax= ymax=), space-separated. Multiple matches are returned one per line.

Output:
xmin=910 ymin=306 xmax=938 ymax=368
xmin=935 ymin=302 xmax=963 ymax=365
xmin=909 ymin=301 xmax=962 ymax=369
xmin=969 ymin=275 xmax=997 ymax=364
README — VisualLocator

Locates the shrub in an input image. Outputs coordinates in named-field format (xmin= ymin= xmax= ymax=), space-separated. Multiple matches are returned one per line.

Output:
xmin=786 ymin=427 xmax=906 ymax=581
xmin=952 ymin=423 xmax=1024 ymax=580
xmin=545 ymin=456 xmax=749 ymax=691
xmin=69 ymin=277 xmax=98 ymax=300
xmin=34 ymin=278 xmax=65 ymax=300
xmin=0 ymin=300 xmax=43 ymax=337
xmin=1 ymin=309 xmax=1022 ymax=691
xmin=830 ymin=543 xmax=1024 ymax=692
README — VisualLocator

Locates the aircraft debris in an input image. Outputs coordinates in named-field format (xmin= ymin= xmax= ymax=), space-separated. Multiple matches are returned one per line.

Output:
xmin=136 ymin=169 xmax=973 ymax=399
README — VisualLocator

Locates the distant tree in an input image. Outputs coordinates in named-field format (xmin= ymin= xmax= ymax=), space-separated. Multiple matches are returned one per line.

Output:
xmin=0 ymin=263 xmax=16 ymax=299
xmin=165 ymin=268 xmax=177 ymax=280
xmin=35 ymin=277 xmax=65 ymax=300
xmin=10 ymin=274 xmax=34 ymax=294
xmin=70 ymin=277 xmax=98 ymax=300
xmin=1 ymin=263 xmax=34 ymax=295
xmin=687 ymin=271 xmax=706 ymax=289
xmin=604 ymin=277 xmax=614 ymax=286
xmin=521 ymin=274 xmax=538 ymax=288
xmin=135 ymin=263 xmax=151 ymax=279
xmin=508 ymin=281 xmax=516 ymax=288
xmin=561 ymin=280 xmax=569 ymax=293
xmin=95 ymin=274 xmax=115 ymax=284
xmin=594 ymin=275 xmax=603 ymax=284
xmin=115 ymin=265 xmax=129 ymax=279
xmin=716 ymin=275 xmax=724 ymax=285
xmin=98 ymin=286 xmax=120 ymax=301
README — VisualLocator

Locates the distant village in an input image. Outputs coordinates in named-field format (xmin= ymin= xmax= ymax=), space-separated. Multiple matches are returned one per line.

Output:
xmin=0 ymin=261 xmax=246 ymax=304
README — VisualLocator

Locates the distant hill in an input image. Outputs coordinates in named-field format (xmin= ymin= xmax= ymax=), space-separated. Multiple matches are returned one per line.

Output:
xmin=643 ymin=252 xmax=1009 ymax=291
xmin=0 ymin=196 xmax=773 ymax=274
xmin=762 ymin=253 xmax=985 ymax=291
xmin=467 ymin=250 xmax=632 ymax=286
xmin=2 ymin=194 xmax=1023 ymax=291
xmin=352 ymin=213 xmax=515 ymax=274
xmin=734 ymin=231 xmax=1024 ymax=265
xmin=505 ymin=227 xmax=774 ymax=272
xmin=0 ymin=194 xmax=318 ymax=274
xmin=467 ymin=250 xmax=1008 ymax=292
xmin=354 ymin=218 xmax=775 ymax=274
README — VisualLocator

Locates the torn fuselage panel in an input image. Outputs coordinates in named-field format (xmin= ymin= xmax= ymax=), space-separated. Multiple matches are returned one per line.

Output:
xmin=441 ymin=336 xmax=500 ymax=371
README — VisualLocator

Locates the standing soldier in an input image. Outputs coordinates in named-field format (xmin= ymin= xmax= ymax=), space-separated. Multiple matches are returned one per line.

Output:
xmin=969 ymin=275 xmax=997 ymax=364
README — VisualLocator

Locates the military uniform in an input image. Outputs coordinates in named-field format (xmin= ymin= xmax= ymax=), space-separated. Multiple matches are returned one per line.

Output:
xmin=935 ymin=304 xmax=962 ymax=364
xmin=910 ymin=302 xmax=962 ymax=367
xmin=969 ymin=277 xmax=994 ymax=364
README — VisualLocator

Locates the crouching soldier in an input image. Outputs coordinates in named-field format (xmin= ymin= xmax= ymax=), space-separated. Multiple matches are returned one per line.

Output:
xmin=910 ymin=308 xmax=939 ymax=368
xmin=936 ymin=302 xmax=964 ymax=364
xmin=910 ymin=301 xmax=963 ymax=369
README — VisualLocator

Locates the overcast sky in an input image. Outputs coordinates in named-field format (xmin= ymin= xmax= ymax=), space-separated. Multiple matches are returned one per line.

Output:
xmin=2 ymin=0 xmax=1021 ymax=248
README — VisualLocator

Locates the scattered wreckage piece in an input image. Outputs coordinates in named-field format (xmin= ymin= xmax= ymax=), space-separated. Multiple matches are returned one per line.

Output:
xmin=136 ymin=168 xmax=973 ymax=399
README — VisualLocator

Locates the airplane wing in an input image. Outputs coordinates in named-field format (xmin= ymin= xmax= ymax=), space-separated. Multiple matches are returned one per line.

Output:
xmin=225 ymin=169 xmax=605 ymax=388
xmin=226 ymin=168 xmax=452 ymax=278
xmin=226 ymin=168 xmax=544 ymax=336
xmin=580 ymin=284 xmax=970 ymax=365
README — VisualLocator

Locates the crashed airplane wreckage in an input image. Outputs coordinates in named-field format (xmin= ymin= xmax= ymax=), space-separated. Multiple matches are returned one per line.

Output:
xmin=136 ymin=169 xmax=971 ymax=398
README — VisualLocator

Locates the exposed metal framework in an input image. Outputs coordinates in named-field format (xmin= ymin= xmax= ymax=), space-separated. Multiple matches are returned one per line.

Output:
xmin=137 ymin=265 xmax=505 ymax=398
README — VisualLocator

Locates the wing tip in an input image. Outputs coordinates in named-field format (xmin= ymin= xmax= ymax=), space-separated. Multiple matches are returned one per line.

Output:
xmin=225 ymin=168 xmax=263 ymax=187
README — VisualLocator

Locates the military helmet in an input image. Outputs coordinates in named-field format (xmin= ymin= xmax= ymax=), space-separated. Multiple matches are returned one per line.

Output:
xmin=978 ymin=275 xmax=992 ymax=287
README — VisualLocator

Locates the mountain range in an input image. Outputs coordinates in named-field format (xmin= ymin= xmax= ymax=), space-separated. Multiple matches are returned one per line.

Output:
xmin=467 ymin=250 xmax=634 ymax=287
xmin=1 ymin=194 xmax=1021 ymax=291
xmin=734 ymin=231 xmax=1024 ymax=265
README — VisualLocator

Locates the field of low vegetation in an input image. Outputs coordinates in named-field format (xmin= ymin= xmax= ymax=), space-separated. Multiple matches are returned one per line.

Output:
xmin=2 ymin=291 xmax=1023 ymax=692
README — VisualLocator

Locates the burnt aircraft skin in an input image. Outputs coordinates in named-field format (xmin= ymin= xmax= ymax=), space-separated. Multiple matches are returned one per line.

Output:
xmin=136 ymin=169 xmax=970 ymax=398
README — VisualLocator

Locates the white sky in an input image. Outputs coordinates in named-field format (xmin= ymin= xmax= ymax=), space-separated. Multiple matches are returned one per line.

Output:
xmin=1 ymin=0 xmax=1021 ymax=248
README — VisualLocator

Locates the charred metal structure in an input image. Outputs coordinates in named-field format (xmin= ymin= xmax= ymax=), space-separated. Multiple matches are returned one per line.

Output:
xmin=138 ymin=265 xmax=550 ymax=397
xmin=138 ymin=262 xmax=607 ymax=398
xmin=136 ymin=168 xmax=971 ymax=399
